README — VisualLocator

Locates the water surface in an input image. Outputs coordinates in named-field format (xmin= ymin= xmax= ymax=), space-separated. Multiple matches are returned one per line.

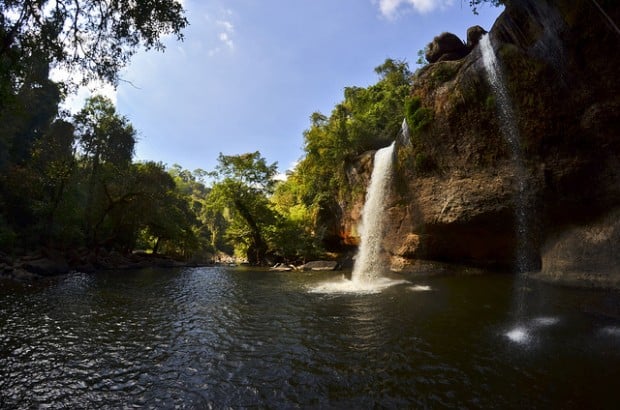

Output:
xmin=1 ymin=267 xmax=619 ymax=408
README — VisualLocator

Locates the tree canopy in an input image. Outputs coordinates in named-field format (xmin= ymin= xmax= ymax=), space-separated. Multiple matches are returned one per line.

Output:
xmin=282 ymin=58 xmax=412 ymax=246
xmin=0 ymin=0 xmax=188 ymax=85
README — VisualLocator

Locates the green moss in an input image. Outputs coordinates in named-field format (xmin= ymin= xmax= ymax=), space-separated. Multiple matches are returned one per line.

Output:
xmin=485 ymin=94 xmax=496 ymax=111
xmin=412 ymin=107 xmax=434 ymax=132
xmin=404 ymin=96 xmax=434 ymax=135
xmin=405 ymin=95 xmax=422 ymax=116
xmin=430 ymin=62 xmax=459 ymax=86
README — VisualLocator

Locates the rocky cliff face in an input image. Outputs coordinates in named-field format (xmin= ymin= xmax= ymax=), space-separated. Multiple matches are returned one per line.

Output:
xmin=338 ymin=0 xmax=619 ymax=283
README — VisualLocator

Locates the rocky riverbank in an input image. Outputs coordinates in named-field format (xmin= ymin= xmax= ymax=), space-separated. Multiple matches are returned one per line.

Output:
xmin=0 ymin=248 xmax=201 ymax=282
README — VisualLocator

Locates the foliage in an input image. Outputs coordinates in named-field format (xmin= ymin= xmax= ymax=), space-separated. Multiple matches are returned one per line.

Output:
xmin=405 ymin=96 xmax=434 ymax=135
xmin=465 ymin=0 xmax=504 ymax=15
xmin=0 ymin=0 xmax=187 ymax=85
xmin=416 ymin=47 xmax=428 ymax=67
xmin=269 ymin=178 xmax=324 ymax=261
xmin=0 ymin=0 xmax=198 ymax=263
xmin=290 ymin=59 xmax=412 ymax=245
xmin=208 ymin=152 xmax=279 ymax=264
xmin=430 ymin=62 xmax=459 ymax=86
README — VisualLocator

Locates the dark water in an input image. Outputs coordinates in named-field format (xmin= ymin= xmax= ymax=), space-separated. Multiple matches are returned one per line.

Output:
xmin=1 ymin=267 xmax=619 ymax=409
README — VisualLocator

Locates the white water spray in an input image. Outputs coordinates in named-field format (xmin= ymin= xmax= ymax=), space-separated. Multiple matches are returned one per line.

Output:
xmin=352 ymin=142 xmax=395 ymax=283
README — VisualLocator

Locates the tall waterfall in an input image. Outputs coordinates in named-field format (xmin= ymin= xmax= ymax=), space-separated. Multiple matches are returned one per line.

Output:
xmin=351 ymin=142 xmax=396 ymax=283
xmin=479 ymin=33 xmax=531 ymax=273
xmin=480 ymin=33 xmax=535 ymax=339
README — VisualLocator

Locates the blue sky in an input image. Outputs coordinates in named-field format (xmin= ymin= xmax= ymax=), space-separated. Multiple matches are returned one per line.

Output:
xmin=69 ymin=0 xmax=504 ymax=175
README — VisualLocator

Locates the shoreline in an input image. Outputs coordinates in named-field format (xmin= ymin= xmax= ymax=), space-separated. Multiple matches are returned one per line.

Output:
xmin=0 ymin=249 xmax=212 ymax=282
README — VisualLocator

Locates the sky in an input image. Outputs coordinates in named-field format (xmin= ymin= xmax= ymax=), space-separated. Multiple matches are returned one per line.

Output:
xmin=64 ymin=0 xmax=504 ymax=176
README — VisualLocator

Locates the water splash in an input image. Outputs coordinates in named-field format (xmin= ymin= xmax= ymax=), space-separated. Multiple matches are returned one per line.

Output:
xmin=506 ymin=326 xmax=530 ymax=344
xmin=352 ymin=142 xmax=396 ymax=283
xmin=504 ymin=316 xmax=560 ymax=346
xmin=309 ymin=276 xmax=407 ymax=295
xmin=409 ymin=285 xmax=432 ymax=292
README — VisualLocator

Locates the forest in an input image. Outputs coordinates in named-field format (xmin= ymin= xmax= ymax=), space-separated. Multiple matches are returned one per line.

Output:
xmin=0 ymin=0 xmax=495 ymax=267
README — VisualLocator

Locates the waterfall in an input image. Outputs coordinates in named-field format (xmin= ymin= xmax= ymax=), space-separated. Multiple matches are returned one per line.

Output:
xmin=351 ymin=142 xmax=396 ymax=283
xmin=399 ymin=118 xmax=411 ymax=147
xmin=480 ymin=33 xmax=535 ymax=338
xmin=479 ymin=33 xmax=531 ymax=273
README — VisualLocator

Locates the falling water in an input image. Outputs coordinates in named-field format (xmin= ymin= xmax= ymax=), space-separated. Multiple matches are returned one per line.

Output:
xmin=351 ymin=142 xmax=396 ymax=283
xmin=479 ymin=33 xmax=530 ymax=273
xmin=480 ymin=33 xmax=535 ymax=337
xmin=399 ymin=118 xmax=411 ymax=147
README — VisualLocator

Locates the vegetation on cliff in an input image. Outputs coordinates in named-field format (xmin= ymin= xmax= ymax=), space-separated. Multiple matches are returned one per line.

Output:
xmin=3 ymin=0 xmax=616 ymax=282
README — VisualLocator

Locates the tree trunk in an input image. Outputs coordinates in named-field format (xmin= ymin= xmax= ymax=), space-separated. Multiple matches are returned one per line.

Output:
xmin=233 ymin=199 xmax=267 ymax=264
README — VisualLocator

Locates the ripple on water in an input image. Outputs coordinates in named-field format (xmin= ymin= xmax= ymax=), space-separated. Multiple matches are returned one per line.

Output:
xmin=1 ymin=268 xmax=620 ymax=408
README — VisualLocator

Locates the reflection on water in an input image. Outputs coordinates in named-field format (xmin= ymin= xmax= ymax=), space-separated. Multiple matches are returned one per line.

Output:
xmin=1 ymin=268 xmax=619 ymax=408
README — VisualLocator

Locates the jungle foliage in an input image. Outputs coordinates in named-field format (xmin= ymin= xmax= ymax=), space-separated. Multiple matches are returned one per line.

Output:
xmin=0 ymin=1 xmax=501 ymax=264
xmin=278 ymin=59 xmax=413 ymax=247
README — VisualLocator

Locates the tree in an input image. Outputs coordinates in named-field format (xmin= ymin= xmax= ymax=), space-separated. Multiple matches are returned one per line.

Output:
xmin=210 ymin=152 xmax=278 ymax=264
xmin=465 ymin=0 xmax=503 ymax=15
xmin=0 ymin=52 xmax=63 ymax=246
xmin=269 ymin=178 xmax=323 ymax=262
xmin=29 ymin=120 xmax=78 ymax=243
xmin=292 ymin=59 xmax=412 ymax=249
xmin=0 ymin=0 xmax=188 ymax=86
xmin=131 ymin=162 xmax=200 ymax=258
xmin=73 ymin=95 xmax=136 ymax=246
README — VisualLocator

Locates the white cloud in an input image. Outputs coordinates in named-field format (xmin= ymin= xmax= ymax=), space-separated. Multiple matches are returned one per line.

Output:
xmin=208 ymin=16 xmax=236 ymax=56
xmin=377 ymin=0 xmax=454 ymax=18
xmin=219 ymin=32 xmax=234 ymax=50
xmin=216 ymin=20 xmax=235 ymax=33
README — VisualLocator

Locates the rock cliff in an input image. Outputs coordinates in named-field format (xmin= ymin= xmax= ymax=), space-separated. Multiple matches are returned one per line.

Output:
xmin=337 ymin=0 xmax=619 ymax=284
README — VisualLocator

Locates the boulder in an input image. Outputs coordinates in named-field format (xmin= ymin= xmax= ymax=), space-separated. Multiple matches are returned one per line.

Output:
xmin=425 ymin=32 xmax=469 ymax=63
xmin=466 ymin=25 xmax=487 ymax=49
xmin=20 ymin=257 xmax=69 ymax=276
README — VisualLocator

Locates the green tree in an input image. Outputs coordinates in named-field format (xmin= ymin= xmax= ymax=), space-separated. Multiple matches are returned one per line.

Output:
xmin=269 ymin=177 xmax=323 ymax=262
xmin=29 ymin=120 xmax=79 ymax=244
xmin=210 ymin=151 xmax=278 ymax=264
xmin=292 ymin=59 xmax=412 ymax=249
xmin=0 ymin=0 xmax=188 ymax=86
xmin=0 ymin=52 xmax=63 ymax=246
xmin=73 ymin=95 xmax=136 ymax=246
xmin=130 ymin=162 xmax=200 ymax=258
